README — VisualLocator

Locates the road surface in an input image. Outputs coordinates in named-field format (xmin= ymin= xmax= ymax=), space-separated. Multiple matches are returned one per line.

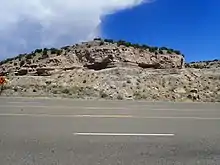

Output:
xmin=0 ymin=97 xmax=220 ymax=165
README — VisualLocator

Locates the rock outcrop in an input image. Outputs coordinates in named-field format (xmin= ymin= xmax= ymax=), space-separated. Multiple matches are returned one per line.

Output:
xmin=0 ymin=40 xmax=185 ymax=76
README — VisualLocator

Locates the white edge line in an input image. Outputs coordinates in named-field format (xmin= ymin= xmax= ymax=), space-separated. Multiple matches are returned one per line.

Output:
xmin=0 ymin=105 xmax=219 ymax=112
xmin=1 ymin=114 xmax=220 ymax=120
xmin=73 ymin=133 xmax=175 ymax=137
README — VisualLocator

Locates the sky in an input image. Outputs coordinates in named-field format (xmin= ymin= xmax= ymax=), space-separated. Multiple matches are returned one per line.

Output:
xmin=0 ymin=0 xmax=219 ymax=62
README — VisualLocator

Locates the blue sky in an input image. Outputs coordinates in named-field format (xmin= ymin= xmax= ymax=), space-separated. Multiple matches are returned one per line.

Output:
xmin=0 ymin=0 xmax=219 ymax=62
xmin=102 ymin=0 xmax=220 ymax=62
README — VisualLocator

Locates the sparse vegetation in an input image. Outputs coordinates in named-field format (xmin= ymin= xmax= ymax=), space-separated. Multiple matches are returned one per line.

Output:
xmin=50 ymin=48 xmax=58 ymax=54
xmin=94 ymin=38 xmax=102 ymax=41
xmin=100 ymin=41 xmax=104 ymax=46
xmin=174 ymin=50 xmax=181 ymax=55
xmin=117 ymin=94 xmax=123 ymax=100
xmin=100 ymin=90 xmax=108 ymax=98
xmin=20 ymin=60 xmax=25 ymax=67
xmin=104 ymin=39 xmax=114 ymax=43
xmin=167 ymin=50 xmax=172 ymax=54
xmin=0 ymin=38 xmax=186 ymax=68
xmin=26 ymin=53 xmax=34 ymax=60
xmin=159 ymin=50 xmax=164 ymax=54
xmin=62 ymin=88 xmax=70 ymax=94
xmin=160 ymin=47 xmax=168 ymax=50
xmin=61 ymin=46 xmax=69 ymax=50
xmin=34 ymin=49 xmax=42 ymax=54
xmin=149 ymin=47 xmax=157 ymax=53
xmin=41 ymin=48 xmax=49 ymax=59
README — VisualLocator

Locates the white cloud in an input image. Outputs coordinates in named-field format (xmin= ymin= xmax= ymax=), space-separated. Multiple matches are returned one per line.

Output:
xmin=0 ymin=0 xmax=148 ymax=59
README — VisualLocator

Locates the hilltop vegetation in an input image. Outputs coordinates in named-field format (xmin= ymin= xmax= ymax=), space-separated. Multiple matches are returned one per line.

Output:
xmin=0 ymin=38 xmax=184 ymax=66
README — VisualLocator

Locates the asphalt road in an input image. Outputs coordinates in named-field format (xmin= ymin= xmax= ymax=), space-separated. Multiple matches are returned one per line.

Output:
xmin=0 ymin=97 xmax=220 ymax=165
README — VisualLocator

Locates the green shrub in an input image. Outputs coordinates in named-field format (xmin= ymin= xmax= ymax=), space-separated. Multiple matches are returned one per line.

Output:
xmin=159 ymin=50 xmax=164 ymax=54
xmin=100 ymin=41 xmax=104 ymax=46
xmin=167 ymin=50 xmax=172 ymax=54
xmin=42 ymin=48 xmax=48 ymax=57
xmin=62 ymin=88 xmax=70 ymax=94
xmin=142 ymin=44 xmax=150 ymax=49
xmin=117 ymin=95 xmax=123 ymax=100
xmin=104 ymin=39 xmax=114 ymax=43
xmin=117 ymin=40 xmax=126 ymax=46
xmin=61 ymin=46 xmax=69 ymax=50
xmin=17 ymin=54 xmax=26 ymax=61
xmin=125 ymin=42 xmax=132 ymax=47
xmin=26 ymin=54 xmax=33 ymax=59
xmin=100 ymin=91 xmax=108 ymax=98
xmin=20 ymin=60 xmax=25 ymax=67
xmin=149 ymin=47 xmax=157 ymax=53
xmin=34 ymin=49 xmax=42 ymax=53
xmin=160 ymin=47 xmax=168 ymax=50
xmin=50 ymin=48 xmax=58 ymax=54
xmin=57 ymin=50 xmax=62 ymax=55
xmin=174 ymin=50 xmax=181 ymax=55
xmin=94 ymin=38 xmax=102 ymax=41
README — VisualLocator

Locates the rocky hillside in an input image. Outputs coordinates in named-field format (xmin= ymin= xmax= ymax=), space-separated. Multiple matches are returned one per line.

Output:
xmin=0 ymin=39 xmax=185 ymax=76
xmin=186 ymin=59 xmax=220 ymax=69
xmin=0 ymin=39 xmax=219 ymax=102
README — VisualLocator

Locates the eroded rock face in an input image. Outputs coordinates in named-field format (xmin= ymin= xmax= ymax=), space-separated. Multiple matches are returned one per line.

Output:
xmin=17 ymin=68 xmax=28 ymax=76
xmin=73 ymin=43 xmax=185 ymax=70
xmin=0 ymin=40 xmax=185 ymax=76
xmin=36 ymin=68 xmax=54 ymax=76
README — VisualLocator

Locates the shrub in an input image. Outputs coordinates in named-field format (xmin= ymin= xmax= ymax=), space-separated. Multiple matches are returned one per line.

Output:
xmin=20 ymin=60 xmax=25 ymax=67
xmin=94 ymin=38 xmax=102 ymax=41
xmin=17 ymin=54 xmax=26 ymax=61
xmin=125 ymin=42 xmax=132 ymax=47
xmin=117 ymin=95 xmax=123 ymax=100
xmin=168 ymin=48 xmax=174 ymax=53
xmin=42 ymin=48 xmax=48 ymax=58
xmin=133 ymin=43 xmax=141 ymax=48
xmin=50 ymin=48 xmax=58 ymax=54
xmin=0 ymin=57 xmax=15 ymax=65
xmin=117 ymin=40 xmax=126 ymax=46
xmin=26 ymin=54 xmax=33 ymax=59
xmin=160 ymin=47 xmax=168 ymax=50
xmin=149 ymin=47 xmax=157 ymax=53
xmin=57 ymin=50 xmax=62 ymax=55
xmin=142 ymin=44 xmax=150 ymax=49
xmin=167 ymin=50 xmax=172 ymax=54
xmin=62 ymin=88 xmax=70 ymax=94
xmin=26 ymin=59 xmax=31 ymax=65
xmin=174 ymin=50 xmax=181 ymax=55
xmin=61 ymin=46 xmax=69 ymax=50
xmin=159 ymin=50 xmax=164 ymax=54
xmin=100 ymin=91 xmax=108 ymax=98
xmin=104 ymin=39 xmax=114 ymax=43
xmin=34 ymin=49 xmax=42 ymax=53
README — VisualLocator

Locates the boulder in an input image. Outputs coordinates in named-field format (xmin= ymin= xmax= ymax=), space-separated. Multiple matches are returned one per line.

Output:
xmin=84 ymin=55 xmax=114 ymax=70
xmin=17 ymin=68 xmax=28 ymax=76
xmin=36 ymin=68 xmax=54 ymax=76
